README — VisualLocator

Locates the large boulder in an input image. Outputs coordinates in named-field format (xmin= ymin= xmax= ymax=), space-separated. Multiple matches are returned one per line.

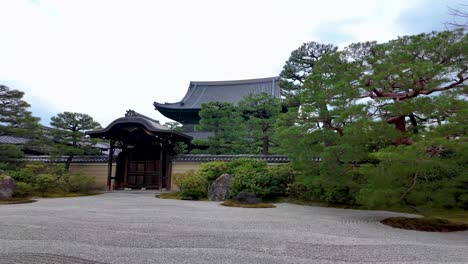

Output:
xmin=232 ymin=192 xmax=260 ymax=204
xmin=208 ymin=174 xmax=233 ymax=201
xmin=0 ymin=175 xmax=16 ymax=199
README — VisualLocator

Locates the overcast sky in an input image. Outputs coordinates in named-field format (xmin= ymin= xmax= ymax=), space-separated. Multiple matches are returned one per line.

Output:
xmin=0 ymin=0 xmax=464 ymax=127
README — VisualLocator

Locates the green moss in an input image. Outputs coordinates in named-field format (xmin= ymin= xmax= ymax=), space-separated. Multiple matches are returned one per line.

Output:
xmin=0 ymin=197 xmax=36 ymax=204
xmin=221 ymin=200 xmax=276 ymax=208
xmin=381 ymin=217 xmax=468 ymax=232
xmin=157 ymin=192 xmax=182 ymax=200
xmin=34 ymin=191 xmax=101 ymax=198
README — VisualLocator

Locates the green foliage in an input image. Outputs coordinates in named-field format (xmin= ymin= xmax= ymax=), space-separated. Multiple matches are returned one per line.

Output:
xmin=8 ymin=161 xmax=66 ymax=184
xmin=275 ymin=30 xmax=468 ymax=210
xmin=320 ymin=185 xmax=356 ymax=205
xmin=0 ymin=85 xmax=41 ymax=136
xmin=60 ymin=173 xmax=95 ymax=193
xmin=358 ymin=135 xmax=467 ymax=210
xmin=173 ymin=170 xmax=197 ymax=189
xmin=304 ymin=30 xmax=467 ymax=138
xmin=230 ymin=170 xmax=277 ymax=198
xmin=229 ymin=159 xmax=281 ymax=198
xmin=198 ymin=161 xmax=229 ymax=183
xmin=8 ymin=162 xmax=97 ymax=195
xmin=13 ymin=182 xmax=33 ymax=198
xmin=279 ymin=42 xmax=337 ymax=107
xmin=228 ymin=158 xmax=268 ymax=175
xmin=238 ymin=93 xmax=282 ymax=154
xmin=50 ymin=112 xmax=101 ymax=170
xmin=268 ymin=164 xmax=296 ymax=195
xmin=34 ymin=173 xmax=57 ymax=196
xmin=180 ymin=175 xmax=208 ymax=200
xmin=0 ymin=144 xmax=24 ymax=166
xmin=0 ymin=85 xmax=43 ymax=165
xmin=195 ymin=102 xmax=249 ymax=154
xmin=286 ymin=182 xmax=316 ymax=201
xmin=195 ymin=94 xmax=283 ymax=155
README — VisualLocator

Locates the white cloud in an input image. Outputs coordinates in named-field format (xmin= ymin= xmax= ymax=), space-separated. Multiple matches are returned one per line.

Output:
xmin=0 ymin=0 xmax=441 ymax=127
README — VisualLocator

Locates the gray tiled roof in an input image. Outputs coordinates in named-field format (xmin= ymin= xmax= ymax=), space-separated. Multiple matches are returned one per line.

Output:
xmin=185 ymin=131 xmax=214 ymax=139
xmin=23 ymin=155 xmax=115 ymax=163
xmin=0 ymin=135 xmax=30 ymax=145
xmin=88 ymin=110 xmax=192 ymax=141
xmin=154 ymin=77 xmax=280 ymax=110
xmin=173 ymin=154 xmax=290 ymax=163
xmin=22 ymin=154 xmax=292 ymax=163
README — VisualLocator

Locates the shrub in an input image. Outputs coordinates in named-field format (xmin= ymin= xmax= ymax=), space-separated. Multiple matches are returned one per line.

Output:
xmin=198 ymin=161 xmax=230 ymax=183
xmin=268 ymin=164 xmax=296 ymax=195
xmin=14 ymin=182 xmax=33 ymax=198
xmin=0 ymin=163 xmax=9 ymax=171
xmin=320 ymin=185 xmax=355 ymax=204
xmin=286 ymin=182 xmax=317 ymax=201
xmin=229 ymin=158 xmax=268 ymax=175
xmin=34 ymin=174 xmax=57 ymax=196
xmin=173 ymin=170 xmax=197 ymax=190
xmin=457 ymin=193 xmax=468 ymax=210
xmin=358 ymin=138 xmax=467 ymax=210
xmin=230 ymin=171 xmax=277 ymax=199
xmin=228 ymin=159 xmax=296 ymax=199
xmin=60 ymin=173 xmax=95 ymax=193
xmin=8 ymin=162 xmax=66 ymax=184
xmin=180 ymin=175 xmax=208 ymax=200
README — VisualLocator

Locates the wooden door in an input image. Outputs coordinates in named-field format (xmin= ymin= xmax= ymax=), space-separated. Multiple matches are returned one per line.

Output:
xmin=126 ymin=146 xmax=161 ymax=189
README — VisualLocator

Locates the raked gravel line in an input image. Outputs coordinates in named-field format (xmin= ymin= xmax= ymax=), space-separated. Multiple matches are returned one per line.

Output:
xmin=0 ymin=191 xmax=467 ymax=264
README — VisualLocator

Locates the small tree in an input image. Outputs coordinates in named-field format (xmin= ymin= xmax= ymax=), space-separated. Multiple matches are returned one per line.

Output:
xmin=238 ymin=93 xmax=282 ymax=155
xmin=0 ymin=85 xmax=42 ymax=164
xmin=50 ymin=112 xmax=101 ymax=170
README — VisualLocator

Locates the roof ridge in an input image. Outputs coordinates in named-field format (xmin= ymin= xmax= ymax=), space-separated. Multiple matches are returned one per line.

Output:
xmin=189 ymin=76 xmax=279 ymax=86
xmin=125 ymin=110 xmax=160 ymax=124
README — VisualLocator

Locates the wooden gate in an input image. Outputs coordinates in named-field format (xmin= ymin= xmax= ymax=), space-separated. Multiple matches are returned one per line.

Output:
xmin=127 ymin=159 xmax=160 ymax=188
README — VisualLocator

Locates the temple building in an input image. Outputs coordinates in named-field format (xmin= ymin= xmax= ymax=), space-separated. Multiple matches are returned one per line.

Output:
xmin=86 ymin=77 xmax=282 ymax=190
xmin=154 ymin=76 xmax=281 ymax=139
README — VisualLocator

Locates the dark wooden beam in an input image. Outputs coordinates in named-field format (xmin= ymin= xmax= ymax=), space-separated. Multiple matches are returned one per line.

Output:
xmin=107 ymin=140 xmax=114 ymax=191
xmin=166 ymin=153 xmax=172 ymax=191
xmin=123 ymin=151 xmax=129 ymax=188
xmin=159 ymin=147 xmax=163 ymax=191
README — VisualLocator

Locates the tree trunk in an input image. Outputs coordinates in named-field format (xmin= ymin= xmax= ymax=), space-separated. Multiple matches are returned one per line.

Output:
xmin=65 ymin=155 xmax=74 ymax=171
xmin=322 ymin=119 xmax=343 ymax=136
xmin=408 ymin=113 xmax=418 ymax=134
xmin=387 ymin=115 xmax=412 ymax=145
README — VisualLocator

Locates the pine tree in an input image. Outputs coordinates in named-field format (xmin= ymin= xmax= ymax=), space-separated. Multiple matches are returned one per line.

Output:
xmin=306 ymin=29 xmax=468 ymax=145
xmin=50 ymin=112 xmax=101 ymax=170
xmin=238 ymin=93 xmax=282 ymax=155
xmin=195 ymin=102 xmax=248 ymax=154
xmin=279 ymin=42 xmax=337 ymax=107
xmin=0 ymin=85 xmax=42 ymax=164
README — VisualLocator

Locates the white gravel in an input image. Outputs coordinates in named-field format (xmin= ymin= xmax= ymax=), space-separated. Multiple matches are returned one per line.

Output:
xmin=0 ymin=191 xmax=467 ymax=264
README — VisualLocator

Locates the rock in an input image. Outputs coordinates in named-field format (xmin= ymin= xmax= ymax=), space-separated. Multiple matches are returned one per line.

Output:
xmin=0 ymin=175 xmax=16 ymax=199
xmin=208 ymin=174 xmax=233 ymax=201
xmin=233 ymin=192 xmax=260 ymax=204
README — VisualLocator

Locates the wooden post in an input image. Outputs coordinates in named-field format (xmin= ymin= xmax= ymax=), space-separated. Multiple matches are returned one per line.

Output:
xmin=159 ymin=147 xmax=163 ymax=191
xmin=123 ymin=152 xmax=128 ymax=188
xmin=166 ymin=153 xmax=172 ymax=191
xmin=107 ymin=140 xmax=114 ymax=191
